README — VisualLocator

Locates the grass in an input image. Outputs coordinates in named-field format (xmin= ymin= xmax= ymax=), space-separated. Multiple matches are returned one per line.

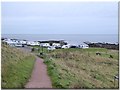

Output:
xmin=31 ymin=45 xmax=48 ymax=52
xmin=31 ymin=46 xmax=50 ymax=58
xmin=1 ymin=43 xmax=35 ymax=88
xmin=43 ymin=48 xmax=119 ymax=89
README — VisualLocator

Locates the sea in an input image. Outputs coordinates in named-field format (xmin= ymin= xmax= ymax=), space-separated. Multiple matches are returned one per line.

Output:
xmin=2 ymin=34 xmax=118 ymax=45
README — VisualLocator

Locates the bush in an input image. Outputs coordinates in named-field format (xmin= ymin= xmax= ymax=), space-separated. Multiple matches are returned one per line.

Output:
xmin=31 ymin=48 xmax=35 ymax=52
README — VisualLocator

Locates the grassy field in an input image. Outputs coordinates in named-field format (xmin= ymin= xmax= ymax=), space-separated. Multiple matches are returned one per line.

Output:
xmin=43 ymin=48 xmax=119 ymax=89
xmin=1 ymin=43 xmax=35 ymax=88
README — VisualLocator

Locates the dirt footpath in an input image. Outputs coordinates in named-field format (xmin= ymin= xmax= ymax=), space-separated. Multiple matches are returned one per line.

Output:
xmin=24 ymin=57 xmax=52 ymax=88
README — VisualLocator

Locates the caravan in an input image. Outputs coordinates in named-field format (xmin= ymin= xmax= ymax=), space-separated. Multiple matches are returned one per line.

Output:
xmin=79 ymin=43 xmax=89 ymax=49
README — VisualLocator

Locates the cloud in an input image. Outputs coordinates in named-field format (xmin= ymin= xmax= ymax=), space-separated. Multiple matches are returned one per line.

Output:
xmin=1 ymin=2 xmax=118 ymax=34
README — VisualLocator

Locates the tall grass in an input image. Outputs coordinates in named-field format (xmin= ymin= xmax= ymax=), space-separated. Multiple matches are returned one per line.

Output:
xmin=44 ymin=48 xmax=119 ymax=88
xmin=1 ymin=43 xmax=35 ymax=88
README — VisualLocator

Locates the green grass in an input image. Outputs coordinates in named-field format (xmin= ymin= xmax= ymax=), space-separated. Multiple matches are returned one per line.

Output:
xmin=1 ymin=43 xmax=35 ymax=88
xmin=44 ymin=48 xmax=119 ymax=89
xmin=31 ymin=46 xmax=48 ymax=53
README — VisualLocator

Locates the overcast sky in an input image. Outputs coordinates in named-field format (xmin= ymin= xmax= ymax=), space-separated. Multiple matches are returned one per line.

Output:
xmin=1 ymin=2 xmax=118 ymax=34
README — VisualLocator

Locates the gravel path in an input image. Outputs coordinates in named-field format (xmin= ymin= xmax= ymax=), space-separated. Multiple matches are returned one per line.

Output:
xmin=24 ymin=57 xmax=52 ymax=89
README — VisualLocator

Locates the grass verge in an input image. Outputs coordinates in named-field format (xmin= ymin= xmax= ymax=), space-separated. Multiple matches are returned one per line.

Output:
xmin=1 ymin=43 xmax=35 ymax=88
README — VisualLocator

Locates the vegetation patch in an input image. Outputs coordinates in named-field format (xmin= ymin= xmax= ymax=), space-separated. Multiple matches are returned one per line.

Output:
xmin=44 ymin=48 xmax=118 ymax=88
xmin=1 ymin=43 xmax=35 ymax=88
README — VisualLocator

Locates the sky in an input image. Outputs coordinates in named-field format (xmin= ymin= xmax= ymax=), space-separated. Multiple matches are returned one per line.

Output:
xmin=1 ymin=2 xmax=118 ymax=34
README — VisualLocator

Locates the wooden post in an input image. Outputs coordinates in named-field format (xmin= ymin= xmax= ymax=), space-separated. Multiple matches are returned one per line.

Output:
xmin=42 ymin=46 xmax=43 ymax=53
xmin=114 ymin=77 xmax=115 ymax=87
